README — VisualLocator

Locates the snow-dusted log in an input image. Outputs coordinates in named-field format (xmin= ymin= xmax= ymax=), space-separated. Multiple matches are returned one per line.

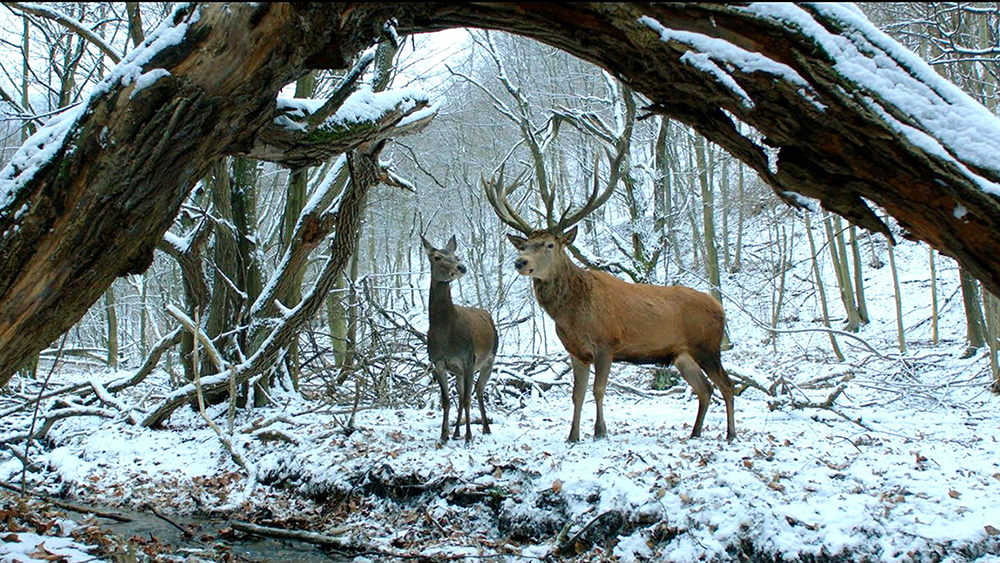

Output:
xmin=3 ymin=3 xmax=1000 ymax=386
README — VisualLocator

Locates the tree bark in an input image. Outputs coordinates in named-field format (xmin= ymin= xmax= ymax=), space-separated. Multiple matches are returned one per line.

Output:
xmin=4 ymin=3 xmax=1000 ymax=384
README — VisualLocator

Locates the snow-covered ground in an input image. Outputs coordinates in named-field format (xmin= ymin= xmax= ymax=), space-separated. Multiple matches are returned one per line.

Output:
xmin=2 ymin=255 xmax=1000 ymax=563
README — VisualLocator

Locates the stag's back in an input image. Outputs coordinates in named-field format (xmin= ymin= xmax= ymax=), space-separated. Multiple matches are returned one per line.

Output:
xmin=537 ymin=267 xmax=724 ymax=366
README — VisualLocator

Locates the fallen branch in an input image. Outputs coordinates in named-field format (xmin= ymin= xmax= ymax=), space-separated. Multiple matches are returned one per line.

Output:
xmin=231 ymin=520 xmax=356 ymax=548
xmin=556 ymin=509 xmax=617 ymax=556
xmin=0 ymin=328 xmax=181 ymax=421
xmin=0 ymin=479 xmax=132 ymax=522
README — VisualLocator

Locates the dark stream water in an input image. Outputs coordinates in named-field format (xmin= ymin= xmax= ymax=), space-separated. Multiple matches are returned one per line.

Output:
xmin=74 ymin=508 xmax=348 ymax=562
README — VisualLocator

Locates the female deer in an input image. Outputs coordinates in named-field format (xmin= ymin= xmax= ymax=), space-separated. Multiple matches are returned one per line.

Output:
xmin=422 ymin=235 xmax=498 ymax=443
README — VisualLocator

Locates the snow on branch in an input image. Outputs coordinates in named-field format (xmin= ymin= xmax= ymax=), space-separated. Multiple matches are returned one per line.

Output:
xmin=6 ymin=2 xmax=122 ymax=64
xmin=247 ymin=86 xmax=434 ymax=168
xmin=747 ymin=3 xmax=1000 ymax=189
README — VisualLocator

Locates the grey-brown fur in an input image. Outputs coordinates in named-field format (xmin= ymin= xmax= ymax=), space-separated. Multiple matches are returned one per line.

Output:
xmin=422 ymin=235 xmax=498 ymax=443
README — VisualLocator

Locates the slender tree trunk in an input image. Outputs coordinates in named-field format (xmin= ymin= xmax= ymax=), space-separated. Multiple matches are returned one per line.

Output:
xmin=960 ymin=268 xmax=987 ymax=355
xmin=849 ymin=225 xmax=868 ymax=324
xmin=139 ymin=273 xmax=148 ymax=358
xmin=730 ymin=163 xmax=745 ymax=274
xmin=805 ymin=215 xmax=844 ymax=361
xmin=125 ymin=3 xmax=145 ymax=49
xmin=277 ymin=73 xmax=318 ymax=391
xmin=886 ymin=237 xmax=906 ymax=354
xmin=105 ymin=286 xmax=118 ymax=369
xmin=19 ymin=17 xmax=34 ymax=141
xmin=695 ymin=136 xmax=722 ymax=305
xmin=982 ymin=290 xmax=1000 ymax=392
xmin=929 ymin=248 xmax=939 ymax=345
xmin=653 ymin=117 xmax=672 ymax=281
xmin=824 ymin=214 xmax=860 ymax=332
xmin=770 ymin=225 xmax=790 ymax=346
xmin=720 ymin=157 xmax=731 ymax=273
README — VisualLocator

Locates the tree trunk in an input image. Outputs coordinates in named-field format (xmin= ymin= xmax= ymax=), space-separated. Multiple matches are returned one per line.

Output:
xmin=805 ymin=214 xmax=844 ymax=361
xmin=824 ymin=214 xmax=861 ymax=332
xmin=886 ymin=237 xmax=906 ymax=354
xmin=849 ymin=225 xmax=869 ymax=324
xmin=929 ymin=248 xmax=939 ymax=345
xmin=961 ymin=268 xmax=987 ymax=355
xmin=104 ymin=286 xmax=118 ymax=370
xmin=695 ymin=135 xmax=722 ymax=305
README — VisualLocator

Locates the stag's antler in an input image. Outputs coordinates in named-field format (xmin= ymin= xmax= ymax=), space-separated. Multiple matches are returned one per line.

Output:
xmin=483 ymin=163 xmax=534 ymax=235
xmin=553 ymin=149 xmax=623 ymax=233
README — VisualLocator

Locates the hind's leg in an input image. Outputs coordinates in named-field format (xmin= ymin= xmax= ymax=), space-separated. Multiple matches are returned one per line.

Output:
xmin=433 ymin=363 xmax=451 ymax=443
xmin=453 ymin=370 xmax=466 ymax=440
xmin=455 ymin=367 xmax=476 ymax=444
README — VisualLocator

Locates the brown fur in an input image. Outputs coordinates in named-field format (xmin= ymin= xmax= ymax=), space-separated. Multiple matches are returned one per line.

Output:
xmin=509 ymin=228 xmax=736 ymax=442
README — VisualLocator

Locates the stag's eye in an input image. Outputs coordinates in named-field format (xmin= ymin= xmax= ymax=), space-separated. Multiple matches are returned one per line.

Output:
xmin=433 ymin=256 xmax=440 ymax=261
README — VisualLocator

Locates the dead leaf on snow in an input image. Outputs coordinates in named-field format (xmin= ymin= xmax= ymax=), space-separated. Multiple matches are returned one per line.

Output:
xmin=28 ymin=543 xmax=68 ymax=563
xmin=985 ymin=525 xmax=999 ymax=536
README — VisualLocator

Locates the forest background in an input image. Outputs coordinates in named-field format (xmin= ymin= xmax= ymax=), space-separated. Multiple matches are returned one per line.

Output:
xmin=0 ymin=3 xmax=999 ymax=563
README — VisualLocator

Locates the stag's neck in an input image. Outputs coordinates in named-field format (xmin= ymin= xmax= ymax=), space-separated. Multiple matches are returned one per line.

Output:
xmin=532 ymin=256 xmax=591 ymax=320
xmin=428 ymin=280 xmax=456 ymax=325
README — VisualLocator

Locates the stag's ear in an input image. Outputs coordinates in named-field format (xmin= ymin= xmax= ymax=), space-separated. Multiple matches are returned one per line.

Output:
xmin=562 ymin=226 xmax=578 ymax=245
xmin=420 ymin=235 xmax=434 ymax=253
xmin=507 ymin=234 xmax=527 ymax=251
xmin=446 ymin=235 xmax=457 ymax=252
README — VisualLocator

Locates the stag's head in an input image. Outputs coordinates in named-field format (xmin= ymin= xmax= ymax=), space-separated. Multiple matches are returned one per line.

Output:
xmin=484 ymin=154 xmax=619 ymax=282
xmin=421 ymin=235 xmax=468 ymax=283
xmin=507 ymin=227 xmax=577 ymax=280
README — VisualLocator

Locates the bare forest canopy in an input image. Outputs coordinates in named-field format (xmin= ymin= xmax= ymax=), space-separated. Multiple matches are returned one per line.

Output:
xmin=2 ymin=2 xmax=1000 ymax=385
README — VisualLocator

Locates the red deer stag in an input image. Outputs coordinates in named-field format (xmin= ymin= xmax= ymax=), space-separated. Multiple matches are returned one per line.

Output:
xmin=421 ymin=235 xmax=498 ymax=444
xmin=485 ymin=168 xmax=736 ymax=442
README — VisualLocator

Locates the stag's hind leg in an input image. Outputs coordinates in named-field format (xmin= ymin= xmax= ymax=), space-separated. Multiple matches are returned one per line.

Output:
xmin=701 ymin=357 xmax=737 ymax=441
xmin=675 ymin=352 xmax=712 ymax=438
xmin=592 ymin=350 xmax=612 ymax=440
xmin=475 ymin=357 xmax=494 ymax=435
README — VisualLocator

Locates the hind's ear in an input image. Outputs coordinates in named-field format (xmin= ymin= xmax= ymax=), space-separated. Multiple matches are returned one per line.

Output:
xmin=420 ymin=235 xmax=434 ymax=253
xmin=507 ymin=234 xmax=527 ymax=251
xmin=446 ymin=235 xmax=457 ymax=252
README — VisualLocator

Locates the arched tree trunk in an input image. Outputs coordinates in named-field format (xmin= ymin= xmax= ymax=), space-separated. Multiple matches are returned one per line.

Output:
xmin=3 ymin=3 xmax=1000 ymax=386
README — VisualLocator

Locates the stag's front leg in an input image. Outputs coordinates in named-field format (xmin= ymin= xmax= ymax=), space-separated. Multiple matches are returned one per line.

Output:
xmin=592 ymin=350 xmax=612 ymax=440
xmin=433 ymin=363 xmax=450 ymax=443
xmin=567 ymin=355 xmax=591 ymax=442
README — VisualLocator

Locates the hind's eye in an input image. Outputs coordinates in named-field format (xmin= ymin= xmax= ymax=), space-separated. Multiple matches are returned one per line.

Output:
xmin=434 ymin=256 xmax=440 ymax=261
xmin=547 ymin=243 xmax=554 ymax=249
